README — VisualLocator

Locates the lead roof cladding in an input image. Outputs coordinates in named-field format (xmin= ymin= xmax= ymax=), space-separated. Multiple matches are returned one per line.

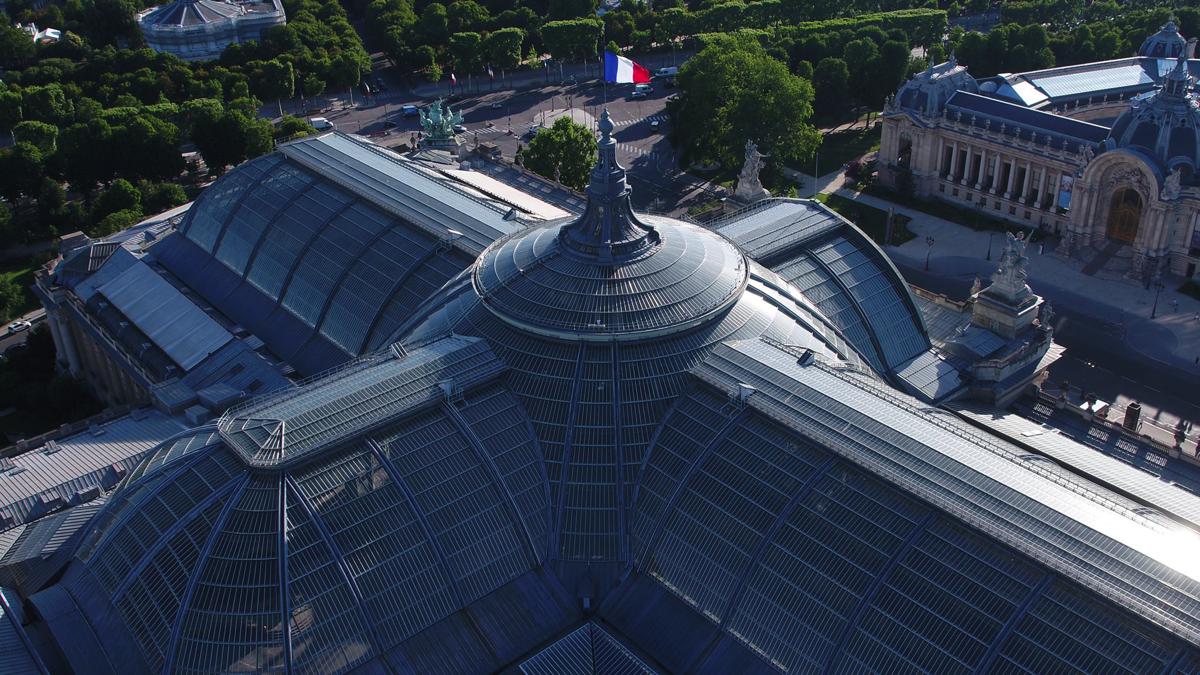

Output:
xmin=151 ymin=132 xmax=522 ymax=376
xmin=41 ymin=116 xmax=1200 ymax=673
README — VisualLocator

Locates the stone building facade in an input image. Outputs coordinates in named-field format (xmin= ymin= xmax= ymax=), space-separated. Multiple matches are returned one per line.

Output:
xmin=879 ymin=22 xmax=1200 ymax=282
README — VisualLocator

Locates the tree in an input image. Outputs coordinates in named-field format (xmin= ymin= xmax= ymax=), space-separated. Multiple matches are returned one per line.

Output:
xmin=812 ymin=57 xmax=849 ymax=117
xmin=56 ymin=119 xmax=116 ymax=192
xmin=0 ymin=23 xmax=35 ymax=69
xmin=13 ymin=121 xmax=58 ymax=153
xmin=249 ymin=59 xmax=295 ymax=115
xmin=93 ymin=208 xmax=141 ymax=237
xmin=541 ymin=19 xmax=602 ymax=61
xmin=137 ymin=180 xmax=187 ymax=214
xmin=0 ymin=90 xmax=22 ymax=133
xmin=273 ymin=115 xmax=316 ymax=140
xmin=192 ymin=110 xmax=272 ymax=173
xmin=842 ymin=38 xmax=879 ymax=108
xmin=483 ymin=27 xmax=524 ymax=71
xmin=21 ymin=84 xmax=73 ymax=125
xmin=415 ymin=3 xmax=449 ymax=45
xmin=674 ymin=37 xmax=820 ymax=169
xmin=0 ymin=278 xmax=23 ymax=322
xmin=523 ymin=116 xmax=597 ymax=190
xmin=447 ymin=0 xmax=488 ymax=32
xmin=93 ymin=178 xmax=141 ymax=223
xmin=548 ymin=0 xmax=596 ymax=19
xmin=448 ymin=32 xmax=482 ymax=74
xmin=0 ymin=143 xmax=45 ymax=202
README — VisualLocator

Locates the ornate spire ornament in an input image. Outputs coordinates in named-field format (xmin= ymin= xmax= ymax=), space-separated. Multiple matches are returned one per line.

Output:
xmin=558 ymin=109 xmax=659 ymax=263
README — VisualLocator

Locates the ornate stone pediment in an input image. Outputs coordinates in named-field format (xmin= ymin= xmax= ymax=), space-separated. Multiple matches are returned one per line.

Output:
xmin=1104 ymin=166 xmax=1150 ymax=199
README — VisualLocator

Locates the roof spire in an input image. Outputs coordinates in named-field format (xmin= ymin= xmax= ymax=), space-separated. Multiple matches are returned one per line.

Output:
xmin=558 ymin=109 xmax=659 ymax=263
xmin=1163 ymin=54 xmax=1193 ymax=98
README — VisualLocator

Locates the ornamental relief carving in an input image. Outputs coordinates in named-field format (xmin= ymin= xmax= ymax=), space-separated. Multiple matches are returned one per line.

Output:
xmin=1103 ymin=166 xmax=1150 ymax=200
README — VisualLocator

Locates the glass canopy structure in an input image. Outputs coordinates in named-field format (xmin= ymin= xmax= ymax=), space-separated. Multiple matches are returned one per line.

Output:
xmin=25 ymin=123 xmax=1200 ymax=673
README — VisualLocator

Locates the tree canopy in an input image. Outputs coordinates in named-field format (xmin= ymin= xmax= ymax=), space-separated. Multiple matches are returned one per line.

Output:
xmin=672 ymin=37 xmax=820 ymax=169
xmin=523 ymin=116 xmax=597 ymax=191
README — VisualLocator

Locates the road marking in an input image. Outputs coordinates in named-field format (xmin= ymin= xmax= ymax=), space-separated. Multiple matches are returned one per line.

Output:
xmin=612 ymin=115 xmax=668 ymax=126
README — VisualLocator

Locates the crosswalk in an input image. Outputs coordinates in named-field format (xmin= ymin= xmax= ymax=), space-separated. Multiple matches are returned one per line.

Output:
xmin=612 ymin=114 xmax=668 ymax=127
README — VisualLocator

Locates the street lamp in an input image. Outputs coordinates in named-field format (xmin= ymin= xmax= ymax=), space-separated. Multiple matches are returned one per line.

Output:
xmin=1150 ymin=275 xmax=1165 ymax=319
xmin=924 ymin=236 xmax=935 ymax=271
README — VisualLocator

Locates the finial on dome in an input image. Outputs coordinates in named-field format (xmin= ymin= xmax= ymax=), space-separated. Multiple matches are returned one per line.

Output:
xmin=557 ymin=107 xmax=659 ymax=263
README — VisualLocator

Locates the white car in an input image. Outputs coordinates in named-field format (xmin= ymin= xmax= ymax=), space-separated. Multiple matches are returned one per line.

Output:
xmin=6 ymin=320 xmax=31 ymax=334
xmin=630 ymin=90 xmax=648 ymax=99
xmin=308 ymin=117 xmax=334 ymax=130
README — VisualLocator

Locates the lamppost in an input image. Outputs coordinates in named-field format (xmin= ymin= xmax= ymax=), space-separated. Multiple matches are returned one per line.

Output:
xmin=1150 ymin=275 xmax=1165 ymax=319
xmin=986 ymin=231 xmax=996 ymax=261
xmin=925 ymin=235 xmax=935 ymax=271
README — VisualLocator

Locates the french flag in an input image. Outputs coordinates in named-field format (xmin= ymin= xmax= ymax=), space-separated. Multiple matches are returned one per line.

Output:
xmin=604 ymin=51 xmax=651 ymax=84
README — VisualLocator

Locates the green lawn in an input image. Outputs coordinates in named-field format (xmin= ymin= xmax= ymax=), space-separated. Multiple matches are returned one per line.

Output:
xmin=797 ymin=126 xmax=882 ymax=175
xmin=0 ymin=258 xmax=45 ymax=321
xmin=817 ymin=193 xmax=914 ymax=246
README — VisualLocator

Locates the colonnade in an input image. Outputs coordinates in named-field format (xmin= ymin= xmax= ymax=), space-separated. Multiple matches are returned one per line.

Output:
xmin=935 ymin=137 xmax=1064 ymax=211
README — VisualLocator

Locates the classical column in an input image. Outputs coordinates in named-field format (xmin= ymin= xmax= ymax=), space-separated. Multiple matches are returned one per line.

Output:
xmin=975 ymin=148 xmax=987 ymax=189
xmin=1019 ymin=162 xmax=1033 ymax=204
xmin=935 ymin=137 xmax=946 ymax=175
xmin=948 ymin=141 xmax=959 ymax=179
xmin=961 ymin=146 xmax=973 ymax=185
xmin=1037 ymin=168 xmax=1049 ymax=209
xmin=53 ymin=311 xmax=82 ymax=376
xmin=990 ymin=155 xmax=1003 ymax=194
xmin=1005 ymin=159 xmax=1017 ymax=198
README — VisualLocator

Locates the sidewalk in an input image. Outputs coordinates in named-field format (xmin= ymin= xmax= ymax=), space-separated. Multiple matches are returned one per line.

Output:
xmin=832 ymin=186 xmax=1200 ymax=371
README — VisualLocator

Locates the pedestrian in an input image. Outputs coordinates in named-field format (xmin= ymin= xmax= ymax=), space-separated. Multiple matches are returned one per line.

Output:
xmin=1171 ymin=299 xmax=1179 ymax=313
xmin=1038 ymin=243 xmax=1044 ymax=255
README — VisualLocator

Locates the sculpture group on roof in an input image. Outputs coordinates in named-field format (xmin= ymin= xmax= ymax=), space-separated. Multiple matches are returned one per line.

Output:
xmin=419 ymin=98 xmax=464 ymax=142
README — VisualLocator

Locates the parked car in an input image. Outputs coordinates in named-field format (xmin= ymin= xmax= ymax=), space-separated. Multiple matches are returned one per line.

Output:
xmin=6 ymin=320 xmax=31 ymax=335
xmin=490 ymin=101 xmax=504 ymax=109
xmin=401 ymin=105 xmax=419 ymax=118
xmin=308 ymin=117 xmax=334 ymax=130
xmin=656 ymin=66 xmax=679 ymax=77
xmin=630 ymin=90 xmax=647 ymax=99
xmin=453 ymin=123 xmax=467 ymax=133
xmin=634 ymin=83 xmax=652 ymax=94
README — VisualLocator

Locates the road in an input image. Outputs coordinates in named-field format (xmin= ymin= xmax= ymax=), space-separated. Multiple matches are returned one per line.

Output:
xmin=897 ymin=262 xmax=1200 ymax=433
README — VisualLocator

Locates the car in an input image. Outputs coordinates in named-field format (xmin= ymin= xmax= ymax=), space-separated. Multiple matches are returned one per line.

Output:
xmin=382 ymin=120 xmax=397 ymax=129
xmin=524 ymin=124 xmax=542 ymax=138
xmin=401 ymin=104 xmax=419 ymax=118
xmin=6 ymin=320 xmax=30 ymax=335
xmin=650 ymin=120 xmax=661 ymax=131
xmin=490 ymin=101 xmax=503 ymax=109
xmin=630 ymin=90 xmax=647 ymax=99
xmin=308 ymin=117 xmax=334 ymax=130
xmin=634 ymin=83 xmax=652 ymax=94
xmin=453 ymin=123 xmax=467 ymax=133
xmin=656 ymin=66 xmax=679 ymax=77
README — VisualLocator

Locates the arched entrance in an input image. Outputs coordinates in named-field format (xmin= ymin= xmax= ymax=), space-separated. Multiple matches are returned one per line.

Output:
xmin=1106 ymin=188 xmax=1142 ymax=243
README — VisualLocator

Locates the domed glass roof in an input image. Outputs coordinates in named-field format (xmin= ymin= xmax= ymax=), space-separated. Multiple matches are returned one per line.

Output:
xmin=34 ymin=111 xmax=1200 ymax=675
xmin=1108 ymin=56 xmax=1200 ymax=172
xmin=475 ymin=112 xmax=748 ymax=341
